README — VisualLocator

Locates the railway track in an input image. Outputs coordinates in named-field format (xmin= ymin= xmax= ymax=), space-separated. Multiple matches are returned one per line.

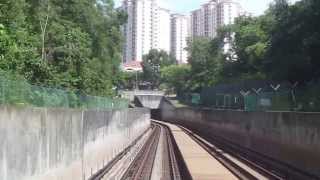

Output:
xmin=90 ymin=120 xmax=318 ymax=180
xmin=88 ymin=128 xmax=153 ymax=180
xmin=163 ymin=124 xmax=182 ymax=180
xmin=121 ymin=123 xmax=183 ymax=180
xmin=90 ymin=122 xmax=183 ymax=180
xmin=121 ymin=124 xmax=161 ymax=180
xmin=178 ymin=124 xmax=320 ymax=180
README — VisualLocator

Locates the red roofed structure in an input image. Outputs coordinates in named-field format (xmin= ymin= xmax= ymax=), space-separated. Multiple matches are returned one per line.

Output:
xmin=121 ymin=61 xmax=143 ymax=72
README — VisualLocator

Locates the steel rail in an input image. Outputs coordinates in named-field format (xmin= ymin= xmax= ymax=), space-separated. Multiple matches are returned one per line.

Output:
xmin=88 ymin=127 xmax=151 ymax=180
xmin=178 ymin=125 xmax=282 ymax=180
xmin=183 ymin=124 xmax=320 ymax=180
xmin=121 ymin=124 xmax=161 ymax=180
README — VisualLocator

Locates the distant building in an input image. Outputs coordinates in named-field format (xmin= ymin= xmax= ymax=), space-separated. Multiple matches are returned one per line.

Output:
xmin=122 ymin=0 xmax=155 ymax=63
xmin=121 ymin=0 xmax=242 ymax=65
xmin=121 ymin=0 xmax=171 ymax=63
xmin=202 ymin=1 xmax=218 ymax=38
xmin=217 ymin=0 xmax=242 ymax=26
xmin=171 ymin=14 xmax=189 ymax=64
xmin=190 ymin=9 xmax=202 ymax=38
xmin=190 ymin=0 xmax=242 ymax=39
xmin=156 ymin=8 xmax=171 ymax=53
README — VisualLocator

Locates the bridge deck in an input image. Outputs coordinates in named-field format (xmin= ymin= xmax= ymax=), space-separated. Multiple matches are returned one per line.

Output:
xmin=156 ymin=121 xmax=238 ymax=180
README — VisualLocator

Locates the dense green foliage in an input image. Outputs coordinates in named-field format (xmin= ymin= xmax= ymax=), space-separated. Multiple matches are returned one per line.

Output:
xmin=0 ymin=0 xmax=126 ymax=96
xmin=186 ymin=34 xmax=226 ymax=90
xmin=119 ymin=71 xmax=144 ymax=90
xmin=160 ymin=64 xmax=191 ymax=94
xmin=266 ymin=0 xmax=320 ymax=82
xmin=142 ymin=49 xmax=175 ymax=89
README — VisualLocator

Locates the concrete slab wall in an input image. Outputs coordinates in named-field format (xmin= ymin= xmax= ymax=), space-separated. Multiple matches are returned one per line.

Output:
xmin=160 ymin=107 xmax=320 ymax=176
xmin=0 ymin=106 xmax=150 ymax=180
xmin=134 ymin=95 xmax=164 ymax=109
xmin=120 ymin=91 xmax=164 ymax=101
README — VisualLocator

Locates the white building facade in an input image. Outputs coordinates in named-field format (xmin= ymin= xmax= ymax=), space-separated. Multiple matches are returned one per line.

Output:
xmin=203 ymin=1 xmax=218 ymax=38
xmin=190 ymin=0 xmax=241 ymax=39
xmin=190 ymin=9 xmax=202 ymax=38
xmin=217 ymin=0 xmax=241 ymax=26
xmin=121 ymin=0 xmax=241 ymax=64
xmin=171 ymin=14 xmax=189 ymax=64
xmin=121 ymin=0 xmax=171 ymax=63
xmin=156 ymin=8 xmax=171 ymax=53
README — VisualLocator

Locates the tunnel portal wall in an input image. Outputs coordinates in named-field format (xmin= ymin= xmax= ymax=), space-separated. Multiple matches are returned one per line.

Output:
xmin=160 ymin=107 xmax=320 ymax=176
xmin=134 ymin=95 xmax=164 ymax=109
xmin=0 ymin=106 xmax=150 ymax=180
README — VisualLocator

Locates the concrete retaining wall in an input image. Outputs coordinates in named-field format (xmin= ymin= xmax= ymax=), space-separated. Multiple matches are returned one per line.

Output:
xmin=134 ymin=95 xmax=164 ymax=109
xmin=160 ymin=107 xmax=320 ymax=176
xmin=120 ymin=91 xmax=164 ymax=102
xmin=0 ymin=106 xmax=150 ymax=180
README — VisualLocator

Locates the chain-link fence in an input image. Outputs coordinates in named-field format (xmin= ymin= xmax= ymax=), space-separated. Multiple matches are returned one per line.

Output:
xmin=0 ymin=76 xmax=129 ymax=109
xmin=244 ymin=91 xmax=293 ymax=111
xmin=176 ymin=92 xmax=201 ymax=106
xmin=179 ymin=80 xmax=320 ymax=112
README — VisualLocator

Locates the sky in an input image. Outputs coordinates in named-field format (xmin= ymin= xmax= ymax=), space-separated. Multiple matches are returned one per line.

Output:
xmin=114 ymin=0 xmax=300 ymax=16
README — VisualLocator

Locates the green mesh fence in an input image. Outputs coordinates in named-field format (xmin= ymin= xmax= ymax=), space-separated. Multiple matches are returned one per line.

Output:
xmin=0 ymin=76 xmax=129 ymax=109
xmin=244 ymin=91 xmax=292 ymax=111
xmin=189 ymin=80 xmax=320 ymax=112
xmin=199 ymin=90 xmax=293 ymax=111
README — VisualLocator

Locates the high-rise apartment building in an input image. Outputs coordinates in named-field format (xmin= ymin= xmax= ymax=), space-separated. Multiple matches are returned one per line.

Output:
xmin=171 ymin=14 xmax=189 ymax=64
xmin=157 ymin=8 xmax=171 ymax=53
xmin=203 ymin=1 xmax=218 ymax=37
xmin=190 ymin=0 xmax=241 ymax=39
xmin=216 ymin=0 xmax=241 ymax=55
xmin=121 ymin=0 xmax=242 ymax=64
xmin=217 ymin=0 xmax=241 ymax=26
xmin=190 ymin=9 xmax=202 ymax=38
xmin=121 ymin=0 xmax=171 ymax=63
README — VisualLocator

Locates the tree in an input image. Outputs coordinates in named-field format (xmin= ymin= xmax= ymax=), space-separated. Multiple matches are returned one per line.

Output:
xmin=186 ymin=35 xmax=225 ymax=90
xmin=0 ymin=0 xmax=128 ymax=97
xmin=161 ymin=64 xmax=191 ymax=94
xmin=0 ymin=0 xmax=43 ymax=79
xmin=118 ymin=71 xmax=144 ymax=90
xmin=265 ymin=0 xmax=320 ymax=83
xmin=222 ymin=14 xmax=273 ymax=81
xmin=142 ymin=49 xmax=175 ymax=89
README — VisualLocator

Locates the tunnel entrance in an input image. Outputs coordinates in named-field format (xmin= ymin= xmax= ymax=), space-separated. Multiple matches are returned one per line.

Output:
xmin=151 ymin=109 xmax=161 ymax=120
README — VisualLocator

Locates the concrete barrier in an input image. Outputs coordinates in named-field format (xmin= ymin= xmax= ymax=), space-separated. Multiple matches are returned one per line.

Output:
xmin=159 ymin=107 xmax=320 ymax=176
xmin=0 ymin=106 xmax=150 ymax=180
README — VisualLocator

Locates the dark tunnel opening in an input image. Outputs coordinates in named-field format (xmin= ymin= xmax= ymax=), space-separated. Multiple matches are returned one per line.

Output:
xmin=150 ymin=109 xmax=161 ymax=120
